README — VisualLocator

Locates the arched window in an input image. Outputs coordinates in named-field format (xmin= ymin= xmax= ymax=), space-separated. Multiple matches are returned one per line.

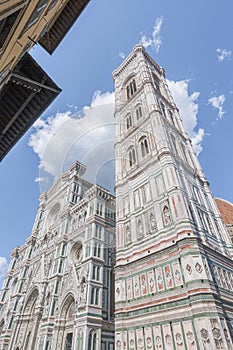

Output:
xmin=128 ymin=147 xmax=136 ymax=167
xmin=140 ymin=137 xmax=149 ymax=158
xmin=170 ymin=134 xmax=178 ymax=154
xmin=168 ymin=110 xmax=175 ymax=125
xmin=160 ymin=102 xmax=166 ymax=116
xmin=88 ymin=330 xmax=97 ymax=350
xmin=153 ymin=73 xmax=160 ymax=91
xmin=126 ymin=114 xmax=132 ymax=130
xmin=135 ymin=105 xmax=142 ymax=120
xmin=91 ymin=287 xmax=99 ymax=305
xmin=126 ymin=78 xmax=137 ymax=100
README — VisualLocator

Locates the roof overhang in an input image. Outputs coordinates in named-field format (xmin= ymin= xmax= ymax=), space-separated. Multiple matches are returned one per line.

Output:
xmin=38 ymin=0 xmax=90 ymax=54
xmin=0 ymin=52 xmax=61 ymax=161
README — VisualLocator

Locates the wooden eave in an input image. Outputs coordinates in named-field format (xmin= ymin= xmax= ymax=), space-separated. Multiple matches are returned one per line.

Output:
xmin=0 ymin=52 xmax=61 ymax=161
xmin=38 ymin=0 xmax=90 ymax=54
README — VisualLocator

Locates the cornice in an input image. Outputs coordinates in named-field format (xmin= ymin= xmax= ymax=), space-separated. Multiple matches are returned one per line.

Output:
xmin=112 ymin=44 xmax=162 ymax=80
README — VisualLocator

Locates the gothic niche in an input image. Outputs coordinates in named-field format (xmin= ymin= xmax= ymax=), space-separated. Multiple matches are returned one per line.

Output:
xmin=46 ymin=202 xmax=60 ymax=228
xmin=70 ymin=242 xmax=82 ymax=265
xmin=163 ymin=204 xmax=171 ymax=226
xmin=137 ymin=219 xmax=143 ymax=238
xmin=200 ymin=328 xmax=211 ymax=350
xmin=150 ymin=213 xmax=157 ymax=231
xmin=125 ymin=226 xmax=131 ymax=243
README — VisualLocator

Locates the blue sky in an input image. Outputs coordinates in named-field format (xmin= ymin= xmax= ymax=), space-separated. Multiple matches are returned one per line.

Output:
xmin=0 ymin=0 xmax=233 ymax=285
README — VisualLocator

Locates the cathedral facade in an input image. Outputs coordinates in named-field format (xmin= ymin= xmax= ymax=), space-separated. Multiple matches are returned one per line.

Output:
xmin=1 ymin=45 xmax=233 ymax=350
xmin=113 ymin=45 xmax=233 ymax=350
xmin=0 ymin=161 xmax=115 ymax=350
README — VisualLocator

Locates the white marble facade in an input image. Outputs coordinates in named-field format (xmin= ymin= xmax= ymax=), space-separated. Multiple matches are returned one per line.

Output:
xmin=1 ymin=45 xmax=233 ymax=350
xmin=113 ymin=45 xmax=233 ymax=350
xmin=0 ymin=161 xmax=115 ymax=350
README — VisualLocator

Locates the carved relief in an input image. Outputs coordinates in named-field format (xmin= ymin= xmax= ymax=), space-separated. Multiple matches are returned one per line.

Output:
xmin=140 ymin=273 xmax=148 ymax=295
xmin=133 ymin=275 xmax=140 ymax=298
xmin=186 ymin=264 xmax=192 ymax=275
xmin=186 ymin=331 xmax=196 ymax=350
xmin=148 ymin=270 xmax=156 ymax=293
xmin=126 ymin=278 xmax=133 ymax=300
xmin=200 ymin=329 xmax=211 ymax=350
xmin=164 ymin=265 xmax=173 ymax=289
xmin=175 ymin=332 xmax=183 ymax=348
xmin=172 ymin=262 xmax=183 ymax=286
xmin=163 ymin=204 xmax=171 ymax=226
xmin=195 ymin=262 xmax=203 ymax=273
xmin=156 ymin=267 xmax=164 ymax=291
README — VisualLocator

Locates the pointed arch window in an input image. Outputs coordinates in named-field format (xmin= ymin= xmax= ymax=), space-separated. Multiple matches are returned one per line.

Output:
xmin=135 ymin=105 xmax=142 ymax=120
xmin=126 ymin=114 xmax=132 ymax=130
xmin=152 ymin=73 xmax=160 ymax=91
xmin=170 ymin=134 xmax=178 ymax=154
xmin=128 ymin=147 xmax=136 ymax=167
xmin=91 ymin=287 xmax=99 ymax=305
xmin=88 ymin=330 xmax=97 ymax=350
xmin=126 ymin=78 xmax=137 ymax=100
xmin=140 ymin=137 xmax=149 ymax=158
xmin=168 ymin=110 xmax=175 ymax=125
xmin=160 ymin=102 xmax=166 ymax=117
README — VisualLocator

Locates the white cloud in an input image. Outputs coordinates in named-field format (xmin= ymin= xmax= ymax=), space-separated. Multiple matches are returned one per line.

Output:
xmin=29 ymin=81 xmax=205 ymax=192
xmin=119 ymin=51 xmax=125 ymax=59
xmin=29 ymin=91 xmax=115 ymax=192
xmin=216 ymin=48 xmax=232 ymax=62
xmin=35 ymin=177 xmax=47 ymax=183
xmin=167 ymin=79 xmax=204 ymax=155
xmin=208 ymin=94 xmax=225 ymax=119
xmin=140 ymin=16 xmax=163 ymax=52
xmin=0 ymin=257 xmax=8 ymax=278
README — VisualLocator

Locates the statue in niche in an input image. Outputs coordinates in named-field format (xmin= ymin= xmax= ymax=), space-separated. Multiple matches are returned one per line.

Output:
xmin=146 ymin=336 xmax=153 ymax=349
xmin=76 ymin=266 xmax=89 ymax=308
xmin=212 ymin=328 xmax=224 ymax=349
xmin=223 ymin=328 xmax=231 ymax=347
xmin=116 ymin=340 xmax=121 ymax=349
xmin=175 ymin=332 xmax=183 ymax=349
xmin=138 ymin=220 xmax=143 ymax=237
xmin=137 ymin=337 xmax=144 ymax=349
xmin=163 ymin=205 xmax=171 ymax=226
xmin=165 ymin=334 xmax=172 ymax=347
xmin=186 ymin=331 xmax=196 ymax=350
xmin=150 ymin=213 xmax=157 ymax=230
xmin=201 ymin=329 xmax=211 ymax=350
xmin=129 ymin=339 xmax=135 ymax=350
xmin=155 ymin=335 xmax=162 ymax=350
xmin=126 ymin=226 xmax=131 ymax=243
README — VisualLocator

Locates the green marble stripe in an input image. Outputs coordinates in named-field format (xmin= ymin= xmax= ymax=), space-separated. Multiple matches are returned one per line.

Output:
xmin=115 ymin=293 xmax=216 ymax=318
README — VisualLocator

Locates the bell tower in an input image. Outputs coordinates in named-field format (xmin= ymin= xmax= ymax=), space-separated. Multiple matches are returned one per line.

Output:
xmin=113 ymin=45 xmax=233 ymax=350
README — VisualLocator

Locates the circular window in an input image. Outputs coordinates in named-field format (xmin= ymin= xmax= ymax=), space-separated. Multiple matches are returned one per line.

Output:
xmin=70 ymin=242 xmax=82 ymax=264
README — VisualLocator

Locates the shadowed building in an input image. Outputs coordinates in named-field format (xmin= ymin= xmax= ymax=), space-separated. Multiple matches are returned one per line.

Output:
xmin=0 ymin=0 xmax=90 ymax=161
